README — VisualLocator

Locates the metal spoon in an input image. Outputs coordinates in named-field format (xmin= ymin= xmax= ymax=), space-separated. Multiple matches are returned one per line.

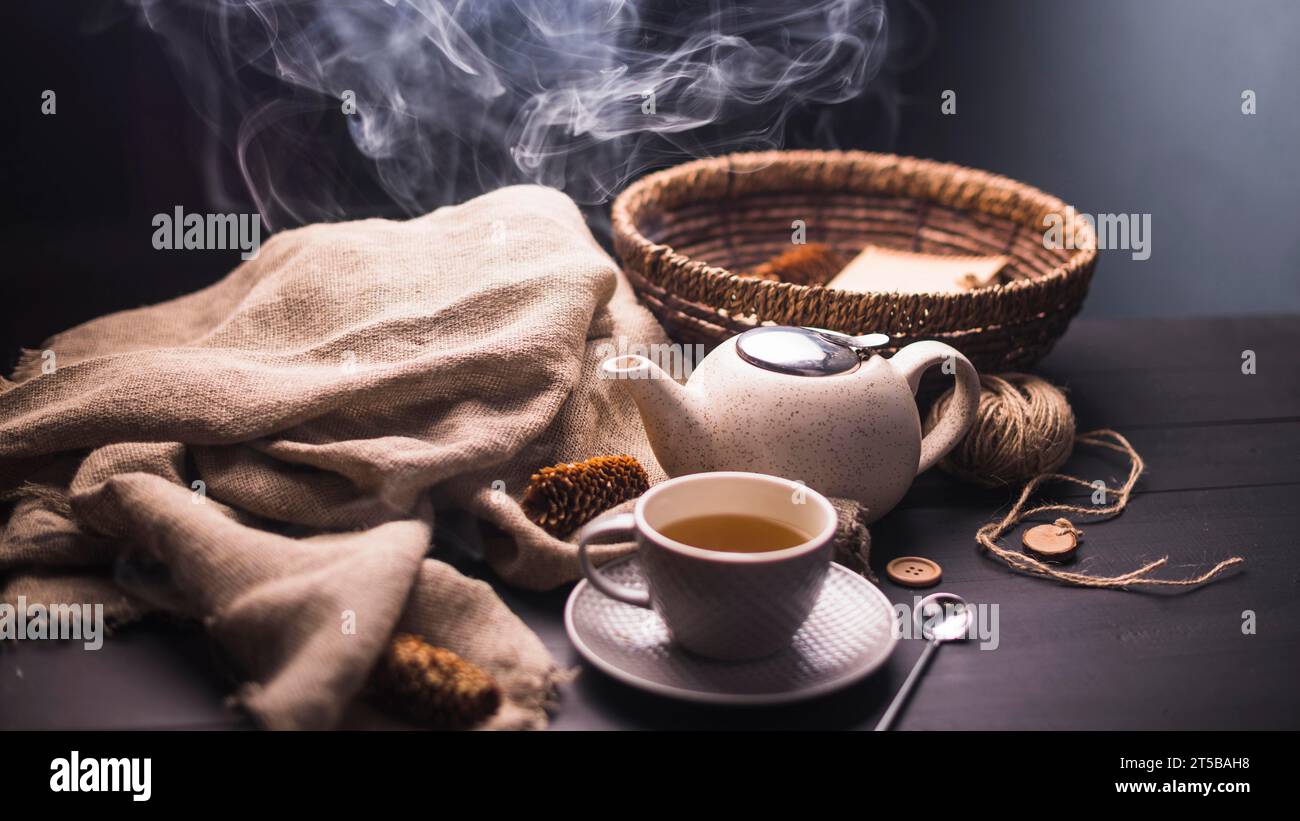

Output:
xmin=874 ymin=592 xmax=973 ymax=731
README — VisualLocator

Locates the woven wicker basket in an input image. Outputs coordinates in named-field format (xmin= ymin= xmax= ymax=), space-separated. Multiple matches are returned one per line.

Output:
xmin=611 ymin=150 xmax=1097 ymax=373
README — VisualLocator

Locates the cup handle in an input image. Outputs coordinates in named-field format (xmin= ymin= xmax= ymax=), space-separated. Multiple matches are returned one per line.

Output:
xmin=888 ymin=340 xmax=980 ymax=476
xmin=576 ymin=513 xmax=652 ymax=608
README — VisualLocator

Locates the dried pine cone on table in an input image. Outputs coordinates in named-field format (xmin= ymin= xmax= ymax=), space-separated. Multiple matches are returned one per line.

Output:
xmin=521 ymin=455 xmax=650 ymax=537
xmin=368 ymin=634 xmax=501 ymax=730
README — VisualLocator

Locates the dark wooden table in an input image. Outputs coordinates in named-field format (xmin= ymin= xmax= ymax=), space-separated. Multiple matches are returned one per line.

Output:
xmin=3 ymin=316 xmax=1298 ymax=730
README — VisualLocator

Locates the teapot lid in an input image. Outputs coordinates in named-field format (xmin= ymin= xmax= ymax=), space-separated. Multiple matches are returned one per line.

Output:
xmin=735 ymin=326 xmax=887 ymax=377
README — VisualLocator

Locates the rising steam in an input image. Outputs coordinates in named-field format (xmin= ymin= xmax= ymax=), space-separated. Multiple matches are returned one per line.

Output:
xmin=130 ymin=0 xmax=888 ymax=229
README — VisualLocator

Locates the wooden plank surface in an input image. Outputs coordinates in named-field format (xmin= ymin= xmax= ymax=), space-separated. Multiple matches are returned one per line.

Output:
xmin=3 ymin=315 xmax=1298 ymax=730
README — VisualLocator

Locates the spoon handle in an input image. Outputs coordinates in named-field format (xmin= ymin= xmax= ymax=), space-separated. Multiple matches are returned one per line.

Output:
xmin=874 ymin=638 xmax=939 ymax=731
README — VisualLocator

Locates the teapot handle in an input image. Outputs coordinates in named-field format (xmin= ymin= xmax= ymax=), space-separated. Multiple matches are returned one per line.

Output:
xmin=888 ymin=341 xmax=980 ymax=475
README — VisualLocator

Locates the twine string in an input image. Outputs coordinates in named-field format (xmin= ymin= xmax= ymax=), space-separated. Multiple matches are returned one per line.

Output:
xmin=927 ymin=373 xmax=1077 ymax=488
xmin=976 ymin=429 xmax=1244 ymax=588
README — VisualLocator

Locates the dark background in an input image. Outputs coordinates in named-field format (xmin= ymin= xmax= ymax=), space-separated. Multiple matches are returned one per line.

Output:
xmin=2 ymin=0 xmax=1297 ymax=374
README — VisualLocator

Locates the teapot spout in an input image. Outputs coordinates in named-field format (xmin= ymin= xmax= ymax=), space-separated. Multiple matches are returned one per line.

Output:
xmin=602 ymin=354 xmax=699 ymax=474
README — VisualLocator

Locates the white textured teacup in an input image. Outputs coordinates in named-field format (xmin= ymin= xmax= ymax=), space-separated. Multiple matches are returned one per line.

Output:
xmin=575 ymin=472 xmax=837 ymax=660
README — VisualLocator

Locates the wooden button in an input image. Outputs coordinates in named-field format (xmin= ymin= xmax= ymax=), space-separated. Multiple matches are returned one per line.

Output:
xmin=886 ymin=556 xmax=942 ymax=588
xmin=1022 ymin=523 xmax=1078 ymax=558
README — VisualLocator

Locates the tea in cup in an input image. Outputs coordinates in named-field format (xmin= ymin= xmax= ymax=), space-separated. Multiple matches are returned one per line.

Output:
xmin=575 ymin=471 xmax=837 ymax=660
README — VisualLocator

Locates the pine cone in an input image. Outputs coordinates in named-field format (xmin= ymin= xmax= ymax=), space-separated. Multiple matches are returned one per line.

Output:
xmin=368 ymin=634 xmax=501 ymax=730
xmin=747 ymin=243 xmax=847 ymax=286
xmin=521 ymin=455 xmax=650 ymax=537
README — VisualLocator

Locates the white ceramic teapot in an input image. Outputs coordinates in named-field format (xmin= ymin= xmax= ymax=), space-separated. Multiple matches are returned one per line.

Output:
xmin=605 ymin=327 xmax=980 ymax=523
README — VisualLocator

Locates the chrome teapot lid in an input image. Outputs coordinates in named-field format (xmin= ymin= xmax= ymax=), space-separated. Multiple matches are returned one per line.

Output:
xmin=735 ymin=327 xmax=890 ymax=377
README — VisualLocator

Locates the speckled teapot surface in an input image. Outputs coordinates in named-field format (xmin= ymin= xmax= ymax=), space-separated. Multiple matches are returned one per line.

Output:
xmin=604 ymin=327 xmax=980 ymax=523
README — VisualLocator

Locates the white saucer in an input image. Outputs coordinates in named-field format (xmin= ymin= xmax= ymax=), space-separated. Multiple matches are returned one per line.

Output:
xmin=564 ymin=556 xmax=897 ymax=705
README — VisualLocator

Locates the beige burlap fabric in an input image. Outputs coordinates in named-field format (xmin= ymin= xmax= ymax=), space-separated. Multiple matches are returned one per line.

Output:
xmin=0 ymin=184 xmax=873 ymax=730
xmin=0 ymin=186 xmax=672 ymax=729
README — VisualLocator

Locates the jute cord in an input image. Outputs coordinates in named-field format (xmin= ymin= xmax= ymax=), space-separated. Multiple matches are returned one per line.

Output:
xmin=927 ymin=373 xmax=1076 ymax=487
xmin=977 ymin=429 xmax=1244 ymax=588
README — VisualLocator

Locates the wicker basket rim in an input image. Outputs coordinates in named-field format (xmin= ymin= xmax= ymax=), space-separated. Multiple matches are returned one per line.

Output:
xmin=610 ymin=149 xmax=1097 ymax=305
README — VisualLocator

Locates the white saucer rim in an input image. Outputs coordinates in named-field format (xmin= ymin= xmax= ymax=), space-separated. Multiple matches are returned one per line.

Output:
xmin=563 ymin=557 xmax=898 ymax=706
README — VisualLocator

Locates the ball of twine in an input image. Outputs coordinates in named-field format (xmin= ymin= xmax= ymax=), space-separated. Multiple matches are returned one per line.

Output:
xmin=924 ymin=373 xmax=1076 ymax=488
